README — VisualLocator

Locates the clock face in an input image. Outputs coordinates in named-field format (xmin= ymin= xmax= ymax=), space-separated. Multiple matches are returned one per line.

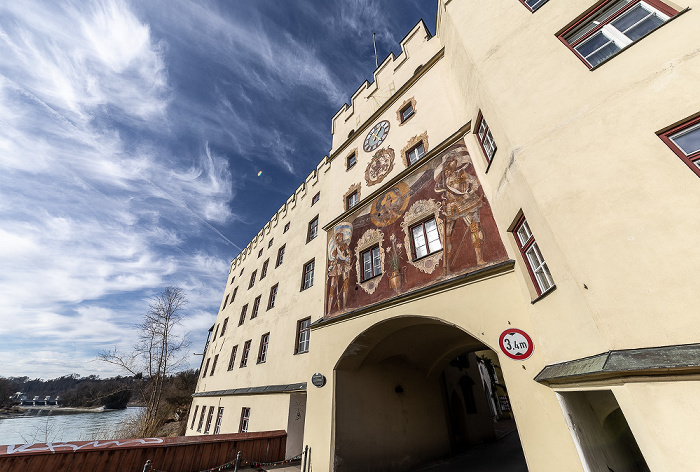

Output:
xmin=363 ymin=120 xmax=390 ymax=152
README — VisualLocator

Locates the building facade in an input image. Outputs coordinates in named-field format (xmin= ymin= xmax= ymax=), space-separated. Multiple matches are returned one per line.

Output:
xmin=188 ymin=0 xmax=700 ymax=470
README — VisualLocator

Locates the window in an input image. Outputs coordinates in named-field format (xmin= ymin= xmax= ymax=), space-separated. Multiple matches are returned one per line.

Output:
xmin=190 ymin=405 xmax=199 ymax=429
xmin=213 ymin=407 xmax=224 ymax=435
xmin=295 ymin=318 xmax=311 ymax=354
xmin=230 ymin=276 xmax=235 ymax=285
xmin=220 ymin=317 xmax=229 ymax=336
xmin=659 ymin=115 xmax=700 ymax=178
xmin=238 ymin=304 xmax=248 ymax=326
xmin=239 ymin=407 xmax=250 ymax=433
xmin=260 ymin=259 xmax=269 ymax=279
xmin=239 ymin=267 xmax=244 ymax=276
xmin=258 ymin=248 xmax=263 ymax=258
xmin=221 ymin=294 xmax=229 ymax=310
xmin=202 ymin=358 xmax=210 ymax=378
xmin=406 ymin=142 xmax=426 ymax=165
xmin=240 ymin=340 xmax=252 ymax=367
xmin=248 ymin=270 xmax=257 ymax=289
xmin=312 ymin=192 xmax=320 ymax=206
xmin=267 ymin=284 xmax=278 ymax=309
xmin=361 ymin=245 xmax=381 ymax=281
xmin=251 ymin=295 xmax=261 ymax=319
xmin=301 ymin=259 xmax=315 ymax=290
xmin=476 ymin=112 xmax=497 ymax=163
xmin=231 ymin=287 xmax=238 ymax=303
xmin=212 ymin=324 xmax=219 ymax=341
xmin=268 ymin=238 xmax=274 ymax=248
xmin=559 ymin=0 xmax=678 ymax=68
xmin=512 ymin=215 xmax=555 ymax=296
xmin=197 ymin=405 xmax=207 ymax=432
xmin=346 ymin=191 xmax=359 ymax=210
xmin=204 ymin=406 xmax=214 ymax=434
xmin=284 ymin=222 xmax=291 ymax=233
xmin=400 ymin=103 xmax=414 ymax=122
xmin=276 ymin=245 xmax=286 ymax=267
xmin=519 ymin=0 xmax=549 ymax=12
xmin=210 ymin=354 xmax=219 ymax=376
xmin=227 ymin=345 xmax=238 ymax=371
xmin=307 ymin=217 xmax=318 ymax=242
xmin=257 ymin=333 xmax=270 ymax=363
xmin=347 ymin=152 xmax=357 ymax=169
xmin=410 ymin=218 xmax=442 ymax=259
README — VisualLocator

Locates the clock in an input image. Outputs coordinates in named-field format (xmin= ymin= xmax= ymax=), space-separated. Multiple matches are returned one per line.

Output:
xmin=363 ymin=120 xmax=390 ymax=152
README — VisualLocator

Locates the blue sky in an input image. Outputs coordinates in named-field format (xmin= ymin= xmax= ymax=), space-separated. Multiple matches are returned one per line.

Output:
xmin=0 ymin=1 xmax=437 ymax=378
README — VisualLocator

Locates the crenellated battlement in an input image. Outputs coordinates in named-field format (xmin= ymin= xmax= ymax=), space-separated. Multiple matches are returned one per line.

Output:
xmin=330 ymin=20 xmax=437 ymax=154
xmin=229 ymin=155 xmax=331 ymax=273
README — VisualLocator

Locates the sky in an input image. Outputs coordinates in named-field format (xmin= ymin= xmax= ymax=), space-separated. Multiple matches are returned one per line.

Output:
xmin=0 ymin=0 xmax=437 ymax=379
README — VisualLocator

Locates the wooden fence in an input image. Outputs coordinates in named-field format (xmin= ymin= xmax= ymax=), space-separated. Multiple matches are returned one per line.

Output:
xmin=0 ymin=430 xmax=286 ymax=472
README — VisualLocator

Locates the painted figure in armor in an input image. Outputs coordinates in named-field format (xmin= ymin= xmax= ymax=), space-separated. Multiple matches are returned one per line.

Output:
xmin=328 ymin=223 xmax=353 ymax=313
xmin=434 ymin=149 xmax=485 ymax=265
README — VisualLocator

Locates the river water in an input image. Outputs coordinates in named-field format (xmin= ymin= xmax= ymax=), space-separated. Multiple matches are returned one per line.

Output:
xmin=0 ymin=407 xmax=145 ymax=445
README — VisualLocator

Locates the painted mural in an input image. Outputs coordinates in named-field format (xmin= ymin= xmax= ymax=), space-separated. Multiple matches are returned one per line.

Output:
xmin=325 ymin=140 xmax=508 ymax=319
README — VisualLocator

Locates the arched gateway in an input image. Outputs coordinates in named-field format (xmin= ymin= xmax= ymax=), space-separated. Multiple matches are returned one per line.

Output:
xmin=333 ymin=316 xmax=524 ymax=472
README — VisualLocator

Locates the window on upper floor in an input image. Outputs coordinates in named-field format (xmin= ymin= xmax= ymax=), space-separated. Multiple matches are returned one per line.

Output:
xmin=248 ymin=270 xmax=257 ymax=289
xmin=221 ymin=294 xmax=229 ymax=310
xmin=276 ymin=244 xmax=286 ymax=267
xmin=258 ymin=248 xmax=263 ymax=258
xmin=230 ymin=276 xmax=235 ymax=285
xmin=231 ymin=287 xmax=238 ymax=303
xmin=212 ymin=324 xmax=219 ymax=341
xmin=213 ymin=407 xmax=224 ymax=435
xmin=240 ymin=340 xmax=251 ymax=367
xmin=400 ymin=102 xmax=414 ymax=123
xmin=202 ymin=358 xmax=210 ymax=378
xmin=257 ymin=333 xmax=270 ymax=364
xmin=267 ymin=283 xmax=278 ymax=309
xmin=268 ymin=238 xmax=274 ymax=248
xmin=295 ymin=318 xmax=311 ymax=354
xmin=238 ymin=304 xmax=248 ymax=326
xmin=659 ymin=114 xmax=700 ymax=178
xmin=251 ymin=295 xmax=261 ymax=319
xmin=361 ymin=245 xmax=381 ymax=281
xmin=312 ymin=192 xmax=320 ymax=206
xmin=518 ymin=0 xmax=549 ymax=12
xmin=410 ymin=218 xmax=443 ymax=260
xmin=475 ymin=111 xmax=497 ymax=163
xmin=406 ymin=142 xmax=426 ymax=166
xmin=239 ymin=407 xmax=250 ymax=433
xmin=227 ymin=345 xmax=238 ymax=371
xmin=512 ymin=215 xmax=555 ymax=296
xmin=307 ymin=216 xmax=318 ymax=242
xmin=239 ymin=267 xmax=244 ymax=276
xmin=210 ymin=354 xmax=219 ymax=376
xmin=559 ymin=0 xmax=679 ymax=69
xmin=284 ymin=222 xmax=291 ymax=233
xmin=347 ymin=152 xmax=357 ymax=169
xmin=301 ymin=259 xmax=315 ymax=290
xmin=220 ymin=317 xmax=229 ymax=336
xmin=346 ymin=191 xmax=359 ymax=210
xmin=260 ymin=259 xmax=269 ymax=280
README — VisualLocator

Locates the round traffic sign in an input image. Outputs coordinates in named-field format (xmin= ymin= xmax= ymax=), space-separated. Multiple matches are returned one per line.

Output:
xmin=499 ymin=328 xmax=534 ymax=360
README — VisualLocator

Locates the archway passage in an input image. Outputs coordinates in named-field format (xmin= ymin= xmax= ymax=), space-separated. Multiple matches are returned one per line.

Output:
xmin=333 ymin=316 xmax=526 ymax=472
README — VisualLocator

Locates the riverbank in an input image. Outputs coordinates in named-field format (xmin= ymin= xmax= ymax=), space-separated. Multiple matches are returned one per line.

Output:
xmin=0 ymin=405 xmax=122 ymax=419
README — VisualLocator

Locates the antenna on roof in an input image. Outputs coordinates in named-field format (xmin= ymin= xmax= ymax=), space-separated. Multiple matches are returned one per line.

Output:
xmin=373 ymin=32 xmax=379 ymax=69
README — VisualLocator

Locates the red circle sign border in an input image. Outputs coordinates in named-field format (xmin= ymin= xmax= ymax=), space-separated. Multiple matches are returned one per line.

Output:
xmin=498 ymin=328 xmax=534 ymax=360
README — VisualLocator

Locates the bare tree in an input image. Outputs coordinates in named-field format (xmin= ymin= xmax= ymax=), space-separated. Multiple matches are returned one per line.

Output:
xmin=100 ymin=286 xmax=191 ymax=436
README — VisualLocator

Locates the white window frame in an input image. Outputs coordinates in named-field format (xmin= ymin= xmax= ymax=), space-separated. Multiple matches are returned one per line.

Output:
xmin=407 ymin=142 xmax=426 ymax=165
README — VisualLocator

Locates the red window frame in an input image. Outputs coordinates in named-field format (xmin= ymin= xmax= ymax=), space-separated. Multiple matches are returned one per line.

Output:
xmin=511 ymin=214 xmax=555 ymax=297
xmin=220 ymin=317 xmax=229 ymax=336
xmin=658 ymin=114 xmax=700 ymax=178
xmin=295 ymin=317 xmax=311 ymax=354
xmin=239 ymin=407 xmax=250 ymax=433
xmin=409 ymin=217 xmax=442 ymax=260
xmin=557 ymin=0 xmax=679 ymax=69
xmin=238 ymin=304 xmax=248 ymax=326
xmin=276 ymin=245 xmax=286 ymax=267
xmin=360 ymin=245 xmax=381 ymax=281
xmin=475 ymin=111 xmax=497 ymax=164
xmin=267 ymin=283 xmax=278 ymax=309
xmin=301 ymin=259 xmax=315 ymax=290
xmin=251 ymin=295 xmax=261 ymax=319
xmin=240 ymin=340 xmax=252 ymax=367
xmin=227 ymin=345 xmax=238 ymax=371
xmin=257 ymin=333 xmax=270 ymax=363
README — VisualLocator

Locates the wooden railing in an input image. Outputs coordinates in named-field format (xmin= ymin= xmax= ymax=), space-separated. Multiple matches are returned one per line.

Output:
xmin=0 ymin=430 xmax=286 ymax=472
